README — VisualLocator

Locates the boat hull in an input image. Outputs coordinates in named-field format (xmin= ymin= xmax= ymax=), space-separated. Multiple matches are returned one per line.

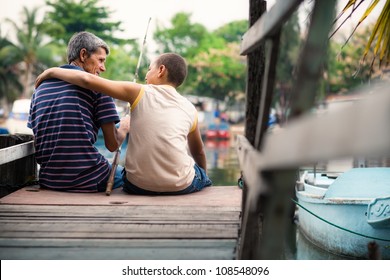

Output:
xmin=296 ymin=168 xmax=390 ymax=259
xmin=296 ymin=195 xmax=390 ymax=259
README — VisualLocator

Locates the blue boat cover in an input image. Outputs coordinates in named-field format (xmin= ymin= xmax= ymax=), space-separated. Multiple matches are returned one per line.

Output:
xmin=324 ymin=168 xmax=390 ymax=199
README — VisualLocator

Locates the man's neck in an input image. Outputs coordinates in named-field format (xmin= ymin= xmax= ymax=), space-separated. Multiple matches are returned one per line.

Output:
xmin=70 ymin=61 xmax=83 ymax=68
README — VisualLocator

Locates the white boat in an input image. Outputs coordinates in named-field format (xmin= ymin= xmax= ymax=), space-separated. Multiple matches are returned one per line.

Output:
xmin=6 ymin=99 xmax=33 ymax=135
xmin=295 ymin=168 xmax=390 ymax=259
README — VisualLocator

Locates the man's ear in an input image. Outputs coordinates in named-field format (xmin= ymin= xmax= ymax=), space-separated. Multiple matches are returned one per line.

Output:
xmin=79 ymin=48 xmax=88 ymax=63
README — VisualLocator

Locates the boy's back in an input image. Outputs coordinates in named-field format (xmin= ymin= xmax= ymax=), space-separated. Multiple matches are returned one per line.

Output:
xmin=125 ymin=84 xmax=197 ymax=192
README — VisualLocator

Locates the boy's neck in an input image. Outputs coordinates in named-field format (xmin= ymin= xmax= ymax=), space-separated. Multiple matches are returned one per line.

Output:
xmin=152 ymin=81 xmax=176 ymax=88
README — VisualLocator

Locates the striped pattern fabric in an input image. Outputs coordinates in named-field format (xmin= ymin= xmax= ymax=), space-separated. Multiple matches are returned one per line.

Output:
xmin=28 ymin=65 xmax=119 ymax=192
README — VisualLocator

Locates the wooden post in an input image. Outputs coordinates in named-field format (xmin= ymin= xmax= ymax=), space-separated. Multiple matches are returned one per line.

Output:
xmin=238 ymin=0 xmax=337 ymax=259
xmin=238 ymin=0 xmax=266 ymax=259
xmin=257 ymin=169 xmax=297 ymax=259
xmin=0 ymin=134 xmax=37 ymax=198
xmin=244 ymin=0 xmax=266 ymax=145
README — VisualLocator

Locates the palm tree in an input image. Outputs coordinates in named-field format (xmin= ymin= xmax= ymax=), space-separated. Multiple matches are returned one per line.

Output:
xmin=5 ymin=6 xmax=55 ymax=98
xmin=0 ymin=29 xmax=23 ymax=101
xmin=334 ymin=0 xmax=390 ymax=70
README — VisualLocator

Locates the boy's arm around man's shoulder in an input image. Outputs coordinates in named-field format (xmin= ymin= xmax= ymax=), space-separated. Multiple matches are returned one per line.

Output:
xmin=35 ymin=67 xmax=143 ymax=106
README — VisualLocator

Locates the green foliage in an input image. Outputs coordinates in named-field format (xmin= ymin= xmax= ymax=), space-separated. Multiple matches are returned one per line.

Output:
xmin=154 ymin=12 xmax=209 ymax=58
xmin=0 ymin=1 xmax=144 ymax=103
xmin=43 ymin=0 xmax=130 ymax=46
xmin=335 ymin=0 xmax=390 ymax=69
xmin=186 ymin=44 xmax=246 ymax=101
xmin=102 ymin=42 xmax=148 ymax=83
xmin=272 ymin=12 xmax=301 ymax=120
xmin=276 ymin=13 xmax=301 ymax=86
xmin=42 ymin=0 xmax=137 ymax=78
xmin=327 ymin=25 xmax=376 ymax=94
xmin=4 ymin=6 xmax=56 ymax=98
xmin=154 ymin=13 xmax=247 ymax=101
xmin=0 ymin=31 xmax=23 ymax=101
xmin=213 ymin=20 xmax=248 ymax=43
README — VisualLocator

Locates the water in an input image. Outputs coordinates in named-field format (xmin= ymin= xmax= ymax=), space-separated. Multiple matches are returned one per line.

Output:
xmin=204 ymin=139 xmax=241 ymax=186
xmin=294 ymin=227 xmax=353 ymax=260
xmin=95 ymin=134 xmax=350 ymax=260
xmin=95 ymin=137 xmax=241 ymax=187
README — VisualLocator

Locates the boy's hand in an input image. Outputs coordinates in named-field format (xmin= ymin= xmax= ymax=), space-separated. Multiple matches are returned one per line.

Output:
xmin=35 ymin=68 xmax=55 ymax=88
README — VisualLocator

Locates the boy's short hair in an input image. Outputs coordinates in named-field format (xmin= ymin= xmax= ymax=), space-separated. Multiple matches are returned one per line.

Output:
xmin=155 ymin=53 xmax=187 ymax=87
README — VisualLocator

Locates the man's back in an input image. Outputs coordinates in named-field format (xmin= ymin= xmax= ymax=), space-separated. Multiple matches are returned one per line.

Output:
xmin=28 ymin=65 xmax=119 ymax=192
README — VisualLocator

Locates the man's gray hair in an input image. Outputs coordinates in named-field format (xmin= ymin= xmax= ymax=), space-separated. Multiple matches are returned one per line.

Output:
xmin=67 ymin=31 xmax=110 ymax=64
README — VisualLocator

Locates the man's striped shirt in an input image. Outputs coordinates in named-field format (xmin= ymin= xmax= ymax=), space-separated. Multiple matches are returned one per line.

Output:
xmin=28 ymin=65 xmax=119 ymax=192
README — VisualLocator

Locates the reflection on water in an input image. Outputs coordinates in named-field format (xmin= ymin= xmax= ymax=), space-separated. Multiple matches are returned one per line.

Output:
xmin=95 ymin=136 xmax=241 ymax=187
xmin=277 ymin=221 xmax=354 ymax=260
xmin=204 ymin=139 xmax=240 ymax=186
xmin=293 ymin=224 xmax=351 ymax=260
xmin=96 ymin=139 xmax=127 ymax=164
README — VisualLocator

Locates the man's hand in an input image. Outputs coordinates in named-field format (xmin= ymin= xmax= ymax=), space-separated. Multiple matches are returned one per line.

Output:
xmin=117 ymin=114 xmax=130 ymax=142
xmin=119 ymin=114 xmax=130 ymax=133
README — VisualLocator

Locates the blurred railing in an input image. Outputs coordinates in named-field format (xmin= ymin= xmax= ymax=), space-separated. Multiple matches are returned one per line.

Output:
xmin=236 ymin=0 xmax=390 ymax=259
xmin=0 ymin=135 xmax=36 ymax=197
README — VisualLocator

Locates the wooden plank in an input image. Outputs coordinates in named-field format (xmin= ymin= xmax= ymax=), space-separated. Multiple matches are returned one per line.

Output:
xmin=0 ymin=223 xmax=239 ymax=239
xmin=0 ymin=219 xmax=238 ymax=226
xmin=0 ymin=186 xmax=242 ymax=260
xmin=0 ymin=205 xmax=241 ymax=220
xmin=254 ymin=32 xmax=281 ymax=149
xmin=0 ymin=213 xmax=240 ymax=222
xmin=0 ymin=185 xmax=242 ymax=207
xmin=240 ymin=0 xmax=302 ymax=55
xmin=0 ymin=214 xmax=240 ymax=223
xmin=0 ymin=239 xmax=237 ymax=260
xmin=0 ymin=140 xmax=34 ymax=165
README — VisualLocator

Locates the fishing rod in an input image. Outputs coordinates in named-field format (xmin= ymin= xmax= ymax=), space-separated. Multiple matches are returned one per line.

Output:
xmin=134 ymin=17 xmax=152 ymax=83
xmin=105 ymin=17 xmax=152 ymax=196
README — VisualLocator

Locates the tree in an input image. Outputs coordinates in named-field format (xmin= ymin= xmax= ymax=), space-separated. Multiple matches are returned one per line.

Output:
xmin=334 ymin=0 xmax=390 ymax=70
xmin=43 ymin=0 xmax=130 ymax=46
xmin=213 ymin=20 xmax=248 ymax=43
xmin=102 ymin=42 xmax=148 ymax=83
xmin=327 ymin=25 xmax=375 ymax=93
xmin=187 ymin=42 xmax=246 ymax=101
xmin=154 ymin=12 xmax=209 ymax=59
xmin=154 ymin=13 xmax=247 ymax=102
xmin=5 ymin=6 xmax=56 ymax=98
xmin=0 ymin=29 xmax=23 ymax=101
xmin=42 ymin=0 xmax=138 ymax=81
xmin=273 ymin=12 xmax=301 ymax=122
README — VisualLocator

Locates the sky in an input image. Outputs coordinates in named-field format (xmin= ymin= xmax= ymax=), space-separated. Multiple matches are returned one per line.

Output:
xmin=1 ymin=0 xmax=252 ymax=45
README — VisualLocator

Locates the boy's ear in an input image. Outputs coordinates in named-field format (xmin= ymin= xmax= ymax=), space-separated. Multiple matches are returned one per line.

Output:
xmin=158 ymin=65 xmax=167 ymax=78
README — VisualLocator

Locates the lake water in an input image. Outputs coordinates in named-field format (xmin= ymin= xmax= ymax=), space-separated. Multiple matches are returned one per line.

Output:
xmin=95 ymin=137 xmax=241 ymax=187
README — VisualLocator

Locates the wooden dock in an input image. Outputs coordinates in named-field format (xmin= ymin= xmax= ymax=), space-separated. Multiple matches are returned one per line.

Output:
xmin=0 ymin=185 xmax=242 ymax=260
